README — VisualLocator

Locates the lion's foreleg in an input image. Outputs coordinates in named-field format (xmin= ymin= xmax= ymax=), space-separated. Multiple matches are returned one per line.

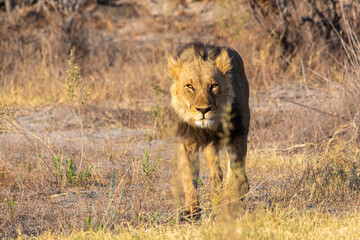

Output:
xmin=224 ymin=136 xmax=249 ymax=205
xmin=178 ymin=142 xmax=200 ymax=217
xmin=204 ymin=142 xmax=223 ymax=206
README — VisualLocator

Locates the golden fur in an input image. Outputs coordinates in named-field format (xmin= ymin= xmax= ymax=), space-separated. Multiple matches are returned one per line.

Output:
xmin=168 ymin=42 xmax=250 ymax=218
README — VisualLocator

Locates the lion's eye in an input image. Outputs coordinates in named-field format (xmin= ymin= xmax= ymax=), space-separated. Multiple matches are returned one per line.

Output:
xmin=186 ymin=84 xmax=194 ymax=89
xmin=211 ymin=84 xmax=219 ymax=89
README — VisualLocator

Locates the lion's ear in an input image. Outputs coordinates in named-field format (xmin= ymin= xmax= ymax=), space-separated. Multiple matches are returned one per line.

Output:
xmin=215 ymin=49 xmax=232 ymax=75
xmin=168 ymin=56 xmax=182 ymax=79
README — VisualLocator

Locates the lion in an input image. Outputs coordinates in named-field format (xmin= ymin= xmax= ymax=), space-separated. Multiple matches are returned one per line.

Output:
xmin=168 ymin=42 xmax=250 ymax=219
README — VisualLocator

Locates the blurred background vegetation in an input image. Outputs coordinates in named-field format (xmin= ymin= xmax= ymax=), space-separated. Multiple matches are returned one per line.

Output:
xmin=0 ymin=0 xmax=359 ymax=238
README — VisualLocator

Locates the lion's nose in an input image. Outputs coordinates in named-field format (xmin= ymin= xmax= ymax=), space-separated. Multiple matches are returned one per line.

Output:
xmin=195 ymin=107 xmax=212 ymax=114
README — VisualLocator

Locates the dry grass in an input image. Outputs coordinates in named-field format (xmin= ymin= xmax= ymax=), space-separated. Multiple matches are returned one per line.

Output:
xmin=28 ymin=210 xmax=360 ymax=240
xmin=0 ymin=0 xmax=359 ymax=239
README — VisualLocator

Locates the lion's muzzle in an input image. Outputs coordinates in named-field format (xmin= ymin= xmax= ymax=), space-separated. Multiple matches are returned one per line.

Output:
xmin=193 ymin=105 xmax=216 ymax=128
xmin=195 ymin=107 xmax=212 ymax=115
xmin=194 ymin=119 xmax=215 ymax=128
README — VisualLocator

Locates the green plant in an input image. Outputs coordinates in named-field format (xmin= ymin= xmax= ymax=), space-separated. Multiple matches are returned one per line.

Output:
xmin=79 ymin=165 xmax=94 ymax=183
xmin=85 ymin=216 xmax=92 ymax=230
xmin=52 ymin=156 xmax=93 ymax=186
xmin=3 ymin=198 xmax=16 ymax=222
xmin=66 ymin=158 xmax=77 ymax=186
xmin=53 ymin=156 xmax=63 ymax=182
xmin=141 ymin=150 xmax=158 ymax=177
xmin=85 ymin=214 xmax=104 ymax=232
xmin=141 ymin=149 xmax=158 ymax=191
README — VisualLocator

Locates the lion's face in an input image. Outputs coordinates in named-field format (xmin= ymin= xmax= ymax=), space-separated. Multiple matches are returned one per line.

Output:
xmin=169 ymin=48 xmax=234 ymax=129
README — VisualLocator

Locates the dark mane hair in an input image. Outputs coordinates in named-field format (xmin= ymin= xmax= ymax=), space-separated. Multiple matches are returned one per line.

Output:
xmin=176 ymin=109 xmax=247 ymax=148
xmin=176 ymin=121 xmax=221 ymax=147
xmin=176 ymin=41 xmax=222 ymax=62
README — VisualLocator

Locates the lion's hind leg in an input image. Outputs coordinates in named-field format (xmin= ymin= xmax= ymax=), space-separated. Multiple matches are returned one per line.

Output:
xmin=224 ymin=136 xmax=249 ymax=212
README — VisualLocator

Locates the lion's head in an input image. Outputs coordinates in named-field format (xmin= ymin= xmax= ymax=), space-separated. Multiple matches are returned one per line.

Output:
xmin=168 ymin=42 xmax=234 ymax=129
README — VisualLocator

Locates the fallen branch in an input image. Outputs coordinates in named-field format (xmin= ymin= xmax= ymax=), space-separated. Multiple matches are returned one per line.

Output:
xmin=280 ymin=98 xmax=346 ymax=120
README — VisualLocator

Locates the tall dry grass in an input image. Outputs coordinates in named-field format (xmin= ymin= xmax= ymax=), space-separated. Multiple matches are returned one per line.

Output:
xmin=28 ymin=209 xmax=360 ymax=240
xmin=0 ymin=2 xmax=170 ymax=108
xmin=0 ymin=0 xmax=359 ymax=239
